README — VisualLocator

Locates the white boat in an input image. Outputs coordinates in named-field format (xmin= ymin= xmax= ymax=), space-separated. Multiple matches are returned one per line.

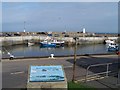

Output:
xmin=107 ymin=43 xmax=119 ymax=52
xmin=40 ymin=40 xmax=56 ymax=47
xmin=40 ymin=40 xmax=65 ymax=47
xmin=28 ymin=42 xmax=34 ymax=46
xmin=51 ymin=40 xmax=65 ymax=47
xmin=105 ymin=39 xmax=115 ymax=44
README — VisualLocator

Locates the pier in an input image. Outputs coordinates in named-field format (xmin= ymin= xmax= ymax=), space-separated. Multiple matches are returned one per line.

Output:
xmin=0 ymin=36 xmax=118 ymax=46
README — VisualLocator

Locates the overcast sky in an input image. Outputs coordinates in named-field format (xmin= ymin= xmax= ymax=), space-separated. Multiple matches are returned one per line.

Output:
xmin=2 ymin=2 xmax=118 ymax=33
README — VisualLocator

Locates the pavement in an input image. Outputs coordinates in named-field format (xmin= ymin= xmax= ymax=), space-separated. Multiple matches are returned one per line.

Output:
xmin=82 ymin=76 xmax=119 ymax=89
xmin=2 ymin=54 xmax=120 ymax=89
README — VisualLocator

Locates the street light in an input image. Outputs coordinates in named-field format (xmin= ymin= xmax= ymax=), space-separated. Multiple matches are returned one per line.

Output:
xmin=72 ymin=36 xmax=79 ymax=82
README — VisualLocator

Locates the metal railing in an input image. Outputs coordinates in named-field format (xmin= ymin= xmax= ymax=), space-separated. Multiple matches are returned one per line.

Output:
xmin=85 ymin=63 xmax=112 ymax=82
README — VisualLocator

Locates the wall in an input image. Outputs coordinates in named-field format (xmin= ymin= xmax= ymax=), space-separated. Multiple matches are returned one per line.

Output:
xmin=0 ymin=36 xmax=118 ymax=46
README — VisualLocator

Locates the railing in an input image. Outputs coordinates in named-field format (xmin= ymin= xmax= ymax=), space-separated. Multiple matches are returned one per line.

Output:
xmin=85 ymin=63 xmax=112 ymax=82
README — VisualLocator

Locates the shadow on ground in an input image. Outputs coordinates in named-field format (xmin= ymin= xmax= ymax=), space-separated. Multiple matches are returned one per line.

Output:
xmin=66 ymin=55 xmax=120 ymax=88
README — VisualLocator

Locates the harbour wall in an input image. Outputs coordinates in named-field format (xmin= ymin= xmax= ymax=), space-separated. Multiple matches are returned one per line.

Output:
xmin=0 ymin=36 xmax=118 ymax=46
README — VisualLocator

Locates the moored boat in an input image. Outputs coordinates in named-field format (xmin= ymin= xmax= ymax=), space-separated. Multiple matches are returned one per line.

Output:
xmin=40 ymin=40 xmax=56 ymax=47
xmin=51 ymin=40 xmax=65 ymax=47
xmin=28 ymin=42 xmax=35 ymax=46
xmin=40 ymin=40 xmax=65 ymax=47
xmin=105 ymin=39 xmax=115 ymax=44
xmin=107 ymin=43 xmax=119 ymax=52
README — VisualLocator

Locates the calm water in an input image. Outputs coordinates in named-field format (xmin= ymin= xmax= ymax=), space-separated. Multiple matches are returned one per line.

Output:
xmin=1 ymin=44 xmax=113 ymax=58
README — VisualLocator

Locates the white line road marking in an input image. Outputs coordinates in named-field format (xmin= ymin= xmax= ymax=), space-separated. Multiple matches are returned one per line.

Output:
xmin=64 ymin=65 xmax=73 ymax=68
xmin=10 ymin=71 xmax=24 ymax=75
xmin=10 ymin=66 xmax=72 ymax=75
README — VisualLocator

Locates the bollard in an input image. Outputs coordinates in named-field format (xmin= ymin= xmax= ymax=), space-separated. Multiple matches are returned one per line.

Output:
xmin=9 ymin=54 xmax=14 ymax=60
xmin=51 ymin=54 xmax=54 ymax=58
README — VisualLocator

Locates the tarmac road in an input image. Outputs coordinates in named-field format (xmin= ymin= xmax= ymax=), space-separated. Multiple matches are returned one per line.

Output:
xmin=2 ymin=55 xmax=119 ymax=88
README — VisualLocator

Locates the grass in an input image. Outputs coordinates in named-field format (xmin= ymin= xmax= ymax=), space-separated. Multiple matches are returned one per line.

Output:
xmin=68 ymin=81 xmax=96 ymax=90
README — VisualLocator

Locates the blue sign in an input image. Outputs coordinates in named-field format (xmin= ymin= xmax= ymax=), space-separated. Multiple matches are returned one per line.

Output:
xmin=29 ymin=65 xmax=65 ymax=82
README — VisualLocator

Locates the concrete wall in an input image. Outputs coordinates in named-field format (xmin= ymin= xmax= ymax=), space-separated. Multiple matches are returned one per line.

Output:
xmin=0 ymin=36 xmax=118 ymax=46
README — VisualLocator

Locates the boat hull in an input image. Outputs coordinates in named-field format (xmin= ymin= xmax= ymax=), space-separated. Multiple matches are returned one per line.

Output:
xmin=107 ymin=47 xmax=119 ymax=52
xmin=40 ymin=43 xmax=56 ymax=47
xmin=51 ymin=43 xmax=64 ymax=47
xmin=40 ymin=40 xmax=65 ymax=48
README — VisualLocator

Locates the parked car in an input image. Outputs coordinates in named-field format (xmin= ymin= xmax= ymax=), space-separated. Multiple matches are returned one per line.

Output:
xmin=62 ymin=32 xmax=66 ymax=34
xmin=64 ymin=34 xmax=69 ymax=37
xmin=54 ymin=34 xmax=59 ymax=37
xmin=6 ymin=33 xmax=12 ymax=37
xmin=116 ymin=51 xmax=120 ymax=55
xmin=14 ymin=33 xmax=21 ymax=36
xmin=37 ymin=32 xmax=47 ymax=35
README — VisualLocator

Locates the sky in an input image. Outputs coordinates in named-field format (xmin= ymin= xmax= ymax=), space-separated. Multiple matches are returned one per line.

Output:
xmin=2 ymin=2 xmax=118 ymax=33
xmin=1 ymin=0 xmax=120 ymax=2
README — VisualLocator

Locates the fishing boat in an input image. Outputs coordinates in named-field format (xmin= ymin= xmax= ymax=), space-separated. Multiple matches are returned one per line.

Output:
xmin=107 ymin=43 xmax=119 ymax=52
xmin=51 ymin=40 xmax=65 ymax=47
xmin=40 ymin=40 xmax=65 ymax=47
xmin=40 ymin=40 xmax=56 ymax=47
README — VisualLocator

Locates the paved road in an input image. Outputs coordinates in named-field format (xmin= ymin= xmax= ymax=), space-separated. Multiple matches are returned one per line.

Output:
xmin=2 ymin=55 xmax=120 ymax=88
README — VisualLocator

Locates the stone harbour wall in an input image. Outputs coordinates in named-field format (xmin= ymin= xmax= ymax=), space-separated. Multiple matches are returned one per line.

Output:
xmin=0 ymin=36 xmax=118 ymax=46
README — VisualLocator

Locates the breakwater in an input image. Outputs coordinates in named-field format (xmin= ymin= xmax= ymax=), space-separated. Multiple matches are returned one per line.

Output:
xmin=0 ymin=36 xmax=118 ymax=46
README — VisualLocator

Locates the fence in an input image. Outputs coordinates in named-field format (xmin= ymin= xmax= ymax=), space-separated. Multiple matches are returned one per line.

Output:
xmin=85 ymin=63 xmax=112 ymax=82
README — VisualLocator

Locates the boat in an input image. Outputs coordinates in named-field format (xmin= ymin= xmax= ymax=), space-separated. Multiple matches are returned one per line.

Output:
xmin=40 ymin=40 xmax=65 ymax=47
xmin=51 ymin=40 xmax=65 ymax=47
xmin=105 ymin=39 xmax=115 ymax=44
xmin=28 ymin=42 xmax=34 ymax=46
xmin=40 ymin=40 xmax=56 ymax=47
xmin=107 ymin=43 xmax=119 ymax=52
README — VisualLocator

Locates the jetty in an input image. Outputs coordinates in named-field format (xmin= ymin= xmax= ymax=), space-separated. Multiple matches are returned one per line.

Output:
xmin=0 ymin=31 xmax=119 ymax=46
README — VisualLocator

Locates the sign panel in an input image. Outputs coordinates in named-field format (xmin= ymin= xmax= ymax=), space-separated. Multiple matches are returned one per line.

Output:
xmin=29 ymin=65 xmax=65 ymax=82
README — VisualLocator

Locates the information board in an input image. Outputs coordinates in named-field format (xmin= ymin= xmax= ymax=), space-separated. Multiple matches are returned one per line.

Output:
xmin=29 ymin=65 xmax=65 ymax=82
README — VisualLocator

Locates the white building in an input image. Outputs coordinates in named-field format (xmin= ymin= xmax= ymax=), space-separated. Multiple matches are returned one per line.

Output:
xmin=83 ymin=28 xmax=86 ymax=34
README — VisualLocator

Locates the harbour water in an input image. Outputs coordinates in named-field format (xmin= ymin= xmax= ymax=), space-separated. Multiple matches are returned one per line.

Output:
xmin=1 ymin=44 xmax=114 ymax=58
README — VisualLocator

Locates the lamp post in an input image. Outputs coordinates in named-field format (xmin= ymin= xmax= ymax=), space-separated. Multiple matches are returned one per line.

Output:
xmin=72 ymin=36 xmax=78 ymax=82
